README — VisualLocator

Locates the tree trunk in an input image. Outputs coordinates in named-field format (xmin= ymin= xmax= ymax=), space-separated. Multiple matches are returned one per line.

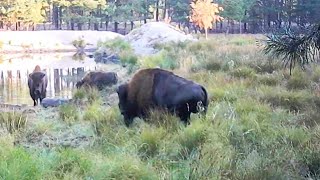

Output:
xmin=239 ymin=20 xmax=242 ymax=34
xmin=205 ymin=28 xmax=208 ymax=40
xmin=94 ymin=23 xmax=99 ymax=30
xmin=244 ymin=10 xmax=247 ymax=33
xmin=53 ymin=4 xmax=59 ymax=30
xmin=59 ymin=7 xmax=63 ymax=29
xmin=114 ymin=22 xmax=118 ymax=32
xmin=77 ymin=23 xmax=82 ymax=30
xmin=131 ymin=21 xmax=134 ymax=30
xmin=105 ymin=20 xmax=109 ymax=30
xmin=155 ymin=0 xmax=159 ymax=21
xmin=71 ymin=19 xmax=75 ymax=30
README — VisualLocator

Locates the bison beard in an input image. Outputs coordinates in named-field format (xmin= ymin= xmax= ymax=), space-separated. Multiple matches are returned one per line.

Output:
xmin=76 ymin=71 xmax=118 ymax=90
xmin=116 ymin=68 xmax=209 ymax=127
xmin=28 ymin=66 xmax=48 ymax=106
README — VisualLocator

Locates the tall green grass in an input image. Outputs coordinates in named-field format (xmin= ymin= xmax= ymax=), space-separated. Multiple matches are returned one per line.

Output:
xmin=2 ymin=34 xmax=319 ymax=179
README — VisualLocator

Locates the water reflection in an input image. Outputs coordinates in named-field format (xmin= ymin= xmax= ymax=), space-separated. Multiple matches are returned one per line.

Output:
xmin=0 ymin=53 xmax=100 ymax=105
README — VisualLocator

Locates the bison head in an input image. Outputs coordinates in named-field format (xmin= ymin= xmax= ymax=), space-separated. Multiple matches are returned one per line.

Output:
xmin=116 ymin=83 xmax=129 ymax=115
xmin=75 ymin=80 xmax=84 ymax=89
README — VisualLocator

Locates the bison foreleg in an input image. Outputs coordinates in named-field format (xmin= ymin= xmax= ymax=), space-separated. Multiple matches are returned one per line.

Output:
xmin=33 ymin=99 xmax=37 ymax=106
xmin=176 ymin=104 xmax=191 ymax=126
xmin=123 ymin=114 xmax=134 ymax=127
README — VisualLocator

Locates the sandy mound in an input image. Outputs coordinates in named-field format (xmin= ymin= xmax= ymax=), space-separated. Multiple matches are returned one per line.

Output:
xmin=124 ymin=22 xmax=197 ymax=55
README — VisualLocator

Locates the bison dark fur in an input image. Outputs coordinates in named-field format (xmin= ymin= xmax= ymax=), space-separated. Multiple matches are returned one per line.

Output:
xmin=76 ymin=71 xmax=118 ymax=90
xmin=116 ymin=68 xmax=209 ymax=127
xmin=28 ymin=65 xmax=48 ymax=106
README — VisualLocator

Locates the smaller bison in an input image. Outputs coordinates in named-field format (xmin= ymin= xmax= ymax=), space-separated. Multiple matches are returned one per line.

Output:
xmin=76 ymin=71 xmax=118 ymax=90
xmin=116 ymin=68 xmax=209 ymax=127
xmin=28 ymin=65 xmax=48 ymax=106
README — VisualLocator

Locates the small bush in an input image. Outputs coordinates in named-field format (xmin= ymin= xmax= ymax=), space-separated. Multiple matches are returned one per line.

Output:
xmin=59 ymin=104 xmax=79 ymax=124
xmin=228 ymin=36 xmax=255 ymax=46
xmin=0 ymin=111 xmax=28 ymax=134
xmin=74 ymin=86 xmax=101 ymax=104
xmin=286 ymin=69 xmax=311 ymax=90
xmin=138 ymin=127 xmax=165 ymax=158
xmin=72 ymin=37 xmax=87 ymax=50
xmin=0 ymin=147 xmax=41 ymax=179
xmin=119 ymin=50 xmax=138 ymax=66
xmin=177 ymin=120 xmax=208 ymax=157
xmin=86 ymin=87 xmax=101 ymax=104
xmin=257 ymin=73 xmax=281 ymax=86
xmin=230 ymin=67 xmax=257 ymax=79
xmin=97 ymin=37 xmax=132 ymax=53
xmin=283 ymin=127 xmax=311 ymax=147
xmin=53 ymin=149 xmax=92 ymax=179
xmin=73 ymin=88 xmax=86 ymax=101
xmin=260 ymin=88 xmax=315 ymax=112
xmin=145 ymin=109 xmax=181 ymax=132
xmin=83 ymin=102 xmax=105 ymax=122
xmin=311 ymin=65 xmax=320 ymax=82
xmin=140 ymin=50 xmax=178 ymax=70
xmin=302 ymin=151 xmax=320 ymax=178
xmin=96 ymin=154 xmax=158 ymax=179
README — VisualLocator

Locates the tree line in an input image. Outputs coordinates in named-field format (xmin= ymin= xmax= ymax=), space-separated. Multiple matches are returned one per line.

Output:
xmin=0 ymin=0 xmax=319 ymax=34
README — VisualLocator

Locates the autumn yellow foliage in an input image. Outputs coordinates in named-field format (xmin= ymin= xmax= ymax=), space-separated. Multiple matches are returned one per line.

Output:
xmin=190 ymin=0 xmax=224 ymax=39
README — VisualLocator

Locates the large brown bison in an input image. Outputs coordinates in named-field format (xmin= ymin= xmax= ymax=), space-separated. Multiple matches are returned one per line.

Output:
xmin=28 ymin=65 xmax=48 ymax=106
xmin=76 ymin=71 xmax=118 ymax=90
xmin=116 ymin=68 xmax=209 ymax=127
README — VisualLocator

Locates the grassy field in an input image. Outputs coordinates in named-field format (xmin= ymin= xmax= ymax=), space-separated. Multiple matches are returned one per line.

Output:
xmin=0 ymin=34 xmax=320 ymax=179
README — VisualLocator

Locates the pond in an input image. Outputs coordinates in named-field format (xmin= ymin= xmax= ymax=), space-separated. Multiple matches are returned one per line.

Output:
xmin=0 ymin=52 xmax=122 ymax=106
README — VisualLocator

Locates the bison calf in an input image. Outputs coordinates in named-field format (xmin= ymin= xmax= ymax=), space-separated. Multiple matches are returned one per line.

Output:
xmin=116 ymin=68 xmax=209 ymax=127
xmin=76 ymin=71 xmax=118 ymax=90
xmin=28 ymin=65 xmax=48 ymax=106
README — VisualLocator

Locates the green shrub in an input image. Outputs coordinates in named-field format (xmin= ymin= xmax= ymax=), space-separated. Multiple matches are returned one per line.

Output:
xmin=260 ymin=88 xmax=316 ymax=112
xmin=311 ymin=65 xmax=320 ymax=82
xmin=73 ymin=88 xmax=86 ymax=101
xmin=145 ymin=109 xmax=181 ymax=132
xmin=140 ymin=50 xmax=178 ymax=70
xmin=0 ymin=147 xmax=41 ymax=179
xmin=94 ymin=154 xmax=157 ymax=179
xmin=286 ymin=69 xmax=311 ymax=90
xmin=302 ymin=151 xmax=320 ymax=178
xmin=97 ymin=37 xmax=132 ymax=53
xmin=230 ymin=67 xmax=257 ymax=79
xmin=177 ymin=120 xmax=208 ymax=157
xmin=59 ymin=104 xmax=79 ymax=124
xmin=257 ymin=73 xmax=281 ymax=86
xmin=228 ymin=36 xmax=255 ymax=46
xmin=119 ymin=50 xmax=138 ymax=66
xmin=72 ymin=37 xmax=87 ymax=49
xmin=0 ymin=111 xmax=28 ymax=134
xmin=138 ymin=127 xmax=165 ymax=158
xmin=82 ymin=102 xmax=105 ymax=123
xmin=283 ymin=127 xmax=311 ymax=147
xmin=52 ymin=149 xmax=92 ymax=179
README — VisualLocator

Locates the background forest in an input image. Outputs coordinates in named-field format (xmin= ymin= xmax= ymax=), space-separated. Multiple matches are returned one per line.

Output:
xmin=1 ymin=0 xmax=320 ymax=33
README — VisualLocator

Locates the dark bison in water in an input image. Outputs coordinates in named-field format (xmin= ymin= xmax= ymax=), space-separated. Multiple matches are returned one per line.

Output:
xmin=76 ymin=71 xmax=118 ymax=90
xmin=116 ymin=68 xmax=209 ymax=127
xmin=28 ymin=65 xmax=48 ymax=106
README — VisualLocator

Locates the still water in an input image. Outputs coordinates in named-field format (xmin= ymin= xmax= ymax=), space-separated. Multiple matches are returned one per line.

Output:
xmin=0 ymin=53 xmax=120 ymax=105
